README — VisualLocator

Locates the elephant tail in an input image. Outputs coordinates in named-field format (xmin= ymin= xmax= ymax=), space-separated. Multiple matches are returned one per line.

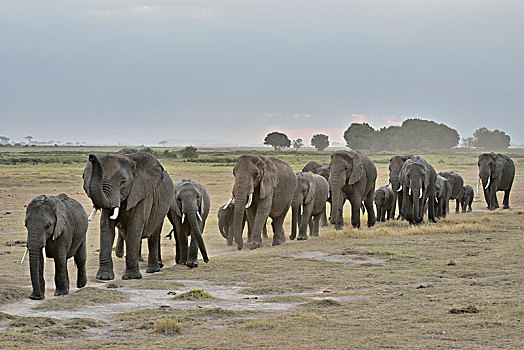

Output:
xmin=164 ymin=229 xmax=174 ymax=240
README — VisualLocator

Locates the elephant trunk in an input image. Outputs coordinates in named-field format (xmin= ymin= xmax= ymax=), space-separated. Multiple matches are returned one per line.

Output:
xmin=29 ymin=248 xmax=44 ymax=299
xmin=187 ymin=211 xmax=209 ymax=263
xmin=88 ymin=154 xmax=112 ymax=210
xmin=290 ymin=201 xmax=300 ymax=240
xmin=231 ymin=195 xmax=246 ymax=250
xmin=329 ymin=174 xmax=343 ymax=229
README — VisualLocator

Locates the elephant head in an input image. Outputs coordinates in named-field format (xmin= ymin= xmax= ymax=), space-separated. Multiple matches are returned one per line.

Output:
xmin=173 ymin=180 xmax=208 ymax=263
xmin=291 ymin=172 xmax=317 ymax=239
xmin=400 ymin=160 xmax=430 ymax=224
xmin=328 ymin=151 xmax=365 ymax=229
xmin=316 ymin=164 xmax=330 ymax=182
xmin=83 ymin=153 xmax=164 ymax=219
xmin=217 ymin=204 xmax=233 ymax=240
xmin=374 ymin=187 xmax=389 ymax=209
xmin=230 ymin=155 xmax=277 ymax=249
xmin=478 ymin=153 xmax=499 ymax=190
xmin=24 ymin=195 xmax=67 ymax=300
xmin=388 ymin=155 xmax=412 ymax=191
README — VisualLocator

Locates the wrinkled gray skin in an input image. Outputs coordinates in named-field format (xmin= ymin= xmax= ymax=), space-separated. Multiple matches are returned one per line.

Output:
xmin=25 ymin=194 xmax=87 ymax=300
xmin=438 ymin=172 xmax=464 ymax=214
xmin=231 ymin=155 xmax=297 ymax=250
xmin=218 ymin=203 xmax=267 ymax=246
xmin=167 ymin=179 xmax=209 ymax=268
xmin=374 ymin=186 xmax=394 ymax=222
xmin=399 ymin=157 xmax=437 ymax=225
xmin=83 ymin=152 xmax=174 ymax=280
xmin=434 ymin=175 xmax=452 ymax=218
xmin=329 ymin=151 xmax=377 ymax=229
xmin=302 ymin=161 xmax=330 ymax=226
xmin=290 ymin=172 xmax=329 ymax=240
xmin=388 ymin=155 xmax=412 ymax=220
xmin=478 ymin=153 xmax=515 ymax=210
xmin=460 ymin=185 xmax=474 ymax=212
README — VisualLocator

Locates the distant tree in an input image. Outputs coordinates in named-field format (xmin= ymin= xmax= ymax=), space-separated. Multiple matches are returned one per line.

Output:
xmin=159 ymin=141 xmax=168 ymax=146
xmin=292 ymin=138 xmax=304 ymax=150
xmin=472 ymin=127 xmax=511 ymax=149
xmin=344 ymin=123 xmax=375 ymax=150
xmin=264 ymin=131 xmax=291 ymax=151
xmin=25 ymin=136 xmax=33 ymax=143
xmin=0 ymin=136 xmax=10 ymax=145
xmin=139 ymin=147 xmax=154 ymax=154
xmin=181 ymin=146 xmax=198 ymax=158
xmin=461 ymin=137 xmax=474 ymax=149
xmin=311 ymin=134 xmax=329 ymax=151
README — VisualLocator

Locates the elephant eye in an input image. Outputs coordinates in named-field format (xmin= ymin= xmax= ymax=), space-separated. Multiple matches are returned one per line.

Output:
xmin=44 ymin=224 xmax=51 ymax=230
xmin=120 ymin=179 xmax=126 ymax=185
xmin=253 ymin=172 xmax=258 ymax=176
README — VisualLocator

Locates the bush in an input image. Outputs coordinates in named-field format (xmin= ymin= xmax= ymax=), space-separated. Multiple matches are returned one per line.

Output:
xmin=162 ymin=150 xmax=177 ymax=159
xmin=154 ymin=318 xmax=182 ymax=335
xmin=181 ymin=146 xmax=198 ymax=159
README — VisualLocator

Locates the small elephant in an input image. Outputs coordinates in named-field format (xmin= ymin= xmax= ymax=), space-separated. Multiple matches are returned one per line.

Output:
xmin=374 ymin=186 xmax=394 ymax=222
xmin=434 ymin=175 xmax=452 ymax=218
xmin=24 ymin=194 xmax=88 ymax=300
xmin=438 ymin=171 xmax=464 ymax=214
xmin=290 ymin=172 xmax=329 ymax=240
xmin=168 ymin=179 xmax=209 ymax=268
xmin=387 ymin=155 xmax=412 ymax=220
xmin=218 ymin=203 xmax=267 ymax=246
xmin=478 ymin=153 xmax=515 ymax=210
xmin=460 ymin=185 xmax=474 ymax=212
xmin=302 ymin=161 xmax=330 ymax=226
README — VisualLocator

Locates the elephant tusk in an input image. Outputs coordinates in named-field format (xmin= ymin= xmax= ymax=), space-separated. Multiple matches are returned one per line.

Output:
xmin=181 ymin=213 xmax=186 ymax=224
xmin=327 ymin=191 xmax=330 ymax=199
xmin=299 ymin=205 xmax=303 ymax=215
xmin=88 ymin=207 xmax=97 ymax=223
xmin=435 ymin=197 xmax=438 ymax=203
xmin=223 ymin=194 xmax=234 ymax=209
xmin=110 ymin=207 xmax=119 ymax=220
xmin=42 ymin=247 xmax=47 ymax=264
xmin=419 ymin=188 xmax=423 ymax=199
xmin=408 ymin=187 xmax=411 ymax=195
xmin=245 ymin=192 xmax=253 ymax=209
xmin=20 ymin=247 xmax=28 ymax=264
xmin=397 ymin=185 xmax=402 ymax=192
xmin=196 ymin=211 xmax=203 ymax=221
xmin=485 ymin=177 xmax=490 ymax=189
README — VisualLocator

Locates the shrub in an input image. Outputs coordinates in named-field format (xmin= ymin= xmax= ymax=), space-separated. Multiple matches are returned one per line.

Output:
xmin=154 ymin=318 xmax=182 ymax=335
xmin=181 ymin=146 xmax=198 ymax=159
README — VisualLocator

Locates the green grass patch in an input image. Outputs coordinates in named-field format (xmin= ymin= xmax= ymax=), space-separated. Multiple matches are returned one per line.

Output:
xmin=34 ymin=287 xmax=128 ymax=311
xmin=174 ymin=289 xmax=214 ymax=301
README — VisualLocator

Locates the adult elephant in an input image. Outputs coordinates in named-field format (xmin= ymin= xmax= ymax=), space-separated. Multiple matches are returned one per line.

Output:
xmin=329 ymin=151 xmax=377 ymax=229
xmin=434 ymin=175 xmax=452 ymax=218
xmin=227 ymin=155 xmax=297 ymax=250
xmin=387 ymin=155 xmax=412 ymax=220
xmin=399 ymin=157 xmax=437 ymax=225
xmin=302 ymin=161 xmax=330 ymax=226
xmin=478 ymin=153 xmax=515 ymax=210
xmin=83 ymin=152 xmax=174 ymax=280
xmin=438 ymin=172 xmax=464 ymax=214
xmin=167 ymin=179 xmax=209 ymax=268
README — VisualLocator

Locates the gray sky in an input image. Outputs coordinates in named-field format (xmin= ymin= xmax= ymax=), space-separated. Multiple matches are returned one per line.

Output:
xmin=1 ymin=0 xmax=523 ymax=146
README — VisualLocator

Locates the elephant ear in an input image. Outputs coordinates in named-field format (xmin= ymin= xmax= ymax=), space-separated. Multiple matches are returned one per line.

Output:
xmin=198 ymin=184 xmax=206 ymax=216
xmin=126 ymin=153 xmax=165 ymax=210
xmin=259 ymin=156 xmax=278 ymax=199
xmin=49 ymin=197 xmax=67 ymax=241
xmin=304 ymin=174 xmax=317 ymax=204
xmin=348 ymin=153 xmax=365 ymax=185
xmin=424 ymin=166 xmax=430 ymax=192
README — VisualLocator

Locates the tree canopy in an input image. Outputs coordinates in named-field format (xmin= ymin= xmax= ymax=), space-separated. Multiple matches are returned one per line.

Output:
xmin=343 ymin=123 xmax=375 ymax=150
xmin=292 ymin=138 xmax=304 ymax=150
xmin=472 ymin=127 xmax=510 ymax=149
xmin=264 ymin=132 xmax=291 ymax=151
xmin=311 ymin=134 xmax=329 ymax=151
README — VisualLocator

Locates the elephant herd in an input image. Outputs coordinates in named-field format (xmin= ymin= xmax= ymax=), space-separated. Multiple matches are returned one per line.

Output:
xmin=23 ymin=151 xmax=515 ymax=300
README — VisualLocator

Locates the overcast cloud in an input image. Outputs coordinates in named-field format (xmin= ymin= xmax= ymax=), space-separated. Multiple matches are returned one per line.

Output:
xmin=1 ymin=0 xmax=523 ymax=145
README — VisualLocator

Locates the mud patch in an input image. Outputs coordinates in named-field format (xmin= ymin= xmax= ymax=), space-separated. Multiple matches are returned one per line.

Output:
xmin=289 ymin=251 xmax=387 ymax=264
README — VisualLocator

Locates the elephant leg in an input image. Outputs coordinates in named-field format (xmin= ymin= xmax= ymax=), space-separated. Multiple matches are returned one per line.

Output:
xmin=246 ymin=209 xmax=255 ymax=242
xmin=54 ymin=256 xmax=69 ymax=296
xmin=428 ymin=194 xmax=437 ymax=223
xmin=271 ymin=211 xmax=287 ymax=246
xmin=177 ymin=226 xmax=189 ymax=266
xmin=320 ymin=205 xmax=328 ymax=227
xmin=97 ymin=210 xmax=116 ymax=280
xmin=349 ymin=197 xmax=361 ymax=229
xmin=74 ymin=240 xmax=87 ymax=288
xmin=455 ymin=198 xmax=460 ymax=214
xmin=391 ymin=193 xmax=397 ymax=220
xmin=312 ymin=214 xmax=320 ymax=236
xmin=483 ymin=188 xmax=491 ymax=210
xmin=122 ymin=219 xmax=146 ymax=280
xmin=115 ymin=229 xmax=125 ymax=258
xmin=298 ymin=203 xmax=314 ymax=240
xmin=186 ymin=231 xmax=199 ymax=268
xmin=262 ymin=223 xmax=268 ymax=238
xmin=225 ymin=225 xmax=233 ymax=246
xmin=248 ymin=196 xmax=272 ymax=250
xmin=146 ymin=224 xmax=162 ymax=273
xmin=364 ymin=192 xmax=376 ymax=227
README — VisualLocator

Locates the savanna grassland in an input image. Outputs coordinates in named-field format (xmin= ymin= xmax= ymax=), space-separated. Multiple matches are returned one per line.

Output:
xmin=0 ymin=148 xmax=523 ymax=349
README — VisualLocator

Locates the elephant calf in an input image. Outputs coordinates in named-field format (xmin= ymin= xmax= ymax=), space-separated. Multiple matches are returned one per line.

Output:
xmin=218 ymin=203 xmax=268 ymax=246
xmin=374 ymin=186 xmax=394 ymax=222
xmin=460 ymin=185 xmax=474 ymax=212
xmin=24 ymin=194 xmax=88 ymax=300
xmin=290 ymin=172 xmax=329 ymax=240
xmin=435 ymin=175 xmax=452 ymax=218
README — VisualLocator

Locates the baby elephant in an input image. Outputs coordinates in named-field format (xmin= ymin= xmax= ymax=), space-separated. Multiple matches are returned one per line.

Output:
xmin=168 ymin=180 xmax=210 ymax=268
xmin=218 ymin=203 xmax=267 ymax=246
xmin=24 ymin=194 xmax=88 ymax=300
xmin=290 ymin=172 xmax=329 ymax=240
xmin=374 ymin=186 xmax=394 ymax=222
xmin=460 ymin=185 xmax=474 ymax=212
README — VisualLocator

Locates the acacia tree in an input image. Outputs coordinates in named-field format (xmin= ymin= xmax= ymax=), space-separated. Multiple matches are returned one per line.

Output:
xmin=311 ymin=134 xmax=329 ymax=151
xmin=461 ymin=137 xmax=474 ymax=149
xmin=158 ymin=140 xmax=168 ymax=146
xmin=344 ymin=123 xmax=375 ymax=150
xmin=264 ymin=131 xmax=291 ymax=151
xmin=292 ymin=138 xmax=304 ymax=150
xmin=0 ymin=136 xmax=10 ymax=145
xmin=472 ymin=127 xmax=511 ymax=149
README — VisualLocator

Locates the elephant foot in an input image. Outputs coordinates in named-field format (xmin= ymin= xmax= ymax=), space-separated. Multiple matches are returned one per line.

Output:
xmin=272 ymin=239 xmax=285 ymax=246
xmin=310 ymin=232 xmax=319 ymax=237
xmin=138 ymin=255 xmax=144 ymax=262
xmin=29 ymin=292 xmax=45 ymax=300
xmin=289 ymin=234 xmax=296 ymax=240
xmin=122 ymin=269 xmax=142 ymax=280
xmin=226 ymin=239 xmax=233 ymax=246
xmin=503 ymin=205 xmax=510 ymax=209
xmin=159 ymin=260 xmax=164 ymax=268
xmin=297 ymin=234 xmax=308 ymax=241
xmin=77 ymin=274 xmax=87 ymax=288
xmin=96 ymin=268 xmax=115 ymax=281
xmin=468 ymin=208 xmax=472 ymax=212
xmin=334 ymin=224 xmax=343 ymax=230
xmin=248 ymin=241 xmax=262 ymax=250
xmin=186 ymin=260 xmax=199 ymax=268
xmin=54 ymin=288 xmax=69 ymax=296
xmin=146 ymin=265 xmax=161 ymax=273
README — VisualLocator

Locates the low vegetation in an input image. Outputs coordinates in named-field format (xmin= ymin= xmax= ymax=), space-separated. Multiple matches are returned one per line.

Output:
xmin=34 ymin=287 xmax=128 ymax=311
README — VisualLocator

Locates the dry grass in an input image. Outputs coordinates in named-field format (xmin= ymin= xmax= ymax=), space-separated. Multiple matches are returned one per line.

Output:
xmin=34 ymin=287 xmax=128 ymax=311
xmin=153 ymin=318 xmax=182 ymax=335
xmin=173 ymin=289 xmax=214 ymax=301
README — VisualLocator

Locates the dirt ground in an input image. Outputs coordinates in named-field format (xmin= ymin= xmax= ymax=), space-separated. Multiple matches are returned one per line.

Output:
xmin=0 ymin=148 xmax=522 ymax=349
